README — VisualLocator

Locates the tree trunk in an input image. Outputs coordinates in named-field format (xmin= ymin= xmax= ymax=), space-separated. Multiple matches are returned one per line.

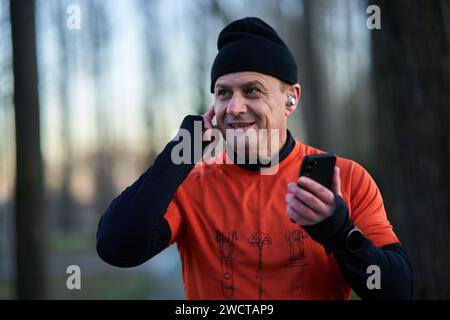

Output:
xmin=10 ymin=0 xmax=47 ymax=299
xmin=371 ymin=0 xmax=450 ymax=299
xmin=287 ymin=0 xmax=329 ymax=150
xmin=56 ymin=0 xmax=77 ymax=231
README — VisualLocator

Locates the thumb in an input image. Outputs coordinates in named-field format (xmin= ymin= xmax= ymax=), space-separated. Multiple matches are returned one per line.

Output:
xmin=331 ymin=166 xmax=342 ymax=197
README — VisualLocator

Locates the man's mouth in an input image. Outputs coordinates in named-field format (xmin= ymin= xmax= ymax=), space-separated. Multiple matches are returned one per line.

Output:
xmin=227 ymin=122 xmax=257 ymax=131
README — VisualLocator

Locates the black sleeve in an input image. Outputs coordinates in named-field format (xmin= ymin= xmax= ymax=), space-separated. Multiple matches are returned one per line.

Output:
xmin=302 ymin=196 xmax=414 ymax=299
xmin=96 ymin=115 xmax=206 ymax=267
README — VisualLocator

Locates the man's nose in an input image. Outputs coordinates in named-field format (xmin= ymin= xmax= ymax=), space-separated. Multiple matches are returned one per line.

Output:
xmin=226 ymin=93 xmax=247 ymax=116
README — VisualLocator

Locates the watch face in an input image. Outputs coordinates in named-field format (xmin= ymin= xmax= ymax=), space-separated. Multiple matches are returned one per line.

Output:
xmin=346 ymin=228 xmax=364 ymax=253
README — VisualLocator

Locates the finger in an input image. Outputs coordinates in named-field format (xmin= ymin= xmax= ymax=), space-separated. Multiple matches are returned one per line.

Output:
xmin=204 ymin=128 xmax=213 ymax=142
xmin=286 ymin=205 xmax=316 ymax=226
xmin=285 ymin=193 xmax=320 ymax=222
xmin=288 ymin=183 xmax=329 ymax=213
xmin=203 ymin=105 xmax=216 ymax=141
xmin=331 ymin=166 xmax=342 ymax=197
xmin=203 ymin=105 xmax=215 ymax=129
xmin=297 ymin=177 xmax=335 ymax=205
xmin=205 ymin=104 xmax=215 ymax=117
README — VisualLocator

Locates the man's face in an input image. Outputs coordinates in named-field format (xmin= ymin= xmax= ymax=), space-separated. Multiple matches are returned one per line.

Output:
xmin=213 ymin=71 xmax=298 ymax=158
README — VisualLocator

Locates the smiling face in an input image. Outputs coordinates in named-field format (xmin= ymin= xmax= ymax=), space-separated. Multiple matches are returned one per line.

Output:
xmin=213 ymin=71 xmax=300 ymax=159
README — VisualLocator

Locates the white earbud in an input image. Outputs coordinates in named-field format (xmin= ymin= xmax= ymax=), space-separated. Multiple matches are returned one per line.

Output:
xmin=287 ymin=95 xmax=296 ymax=106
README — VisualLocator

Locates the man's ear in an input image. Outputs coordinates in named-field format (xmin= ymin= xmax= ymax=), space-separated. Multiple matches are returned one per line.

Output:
xmin=285 ymin=83 xmax=301 ymax=115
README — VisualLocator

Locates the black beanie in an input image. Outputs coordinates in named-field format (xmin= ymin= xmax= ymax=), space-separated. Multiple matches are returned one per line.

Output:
xmin=210 ymin=17 xmax=298 ymax=93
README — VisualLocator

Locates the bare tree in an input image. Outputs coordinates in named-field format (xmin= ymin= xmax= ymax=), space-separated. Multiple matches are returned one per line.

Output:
xmin=210 ymin=0 xmax=232 ymax=24
xmin=54 ymin=0 xmax=77 ymax=231
xmin=0 ymin=0 xmax=14 ymax=284
xmin=288 ymin=0 xmax=330 ymax=150
xmin=84 ymin=0 xmax=115 ymax=215
xmin=140 ymin=0 xmax=166 ymax=162
xmin=10 ymin=0 xmax=47 ymax=299
xmin=371 ymin=0 xmax=450 ymax=298
xmin=192 ymin=0 xmax=213 ymax=115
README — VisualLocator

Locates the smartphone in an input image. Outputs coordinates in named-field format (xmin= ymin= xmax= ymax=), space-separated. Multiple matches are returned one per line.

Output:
xmin=298 ymin=154 xmax=336 ymax=190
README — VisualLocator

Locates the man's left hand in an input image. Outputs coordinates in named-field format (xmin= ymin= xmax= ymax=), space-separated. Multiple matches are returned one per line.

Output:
xmin=286 ymin=166 xmax=342 ymax=226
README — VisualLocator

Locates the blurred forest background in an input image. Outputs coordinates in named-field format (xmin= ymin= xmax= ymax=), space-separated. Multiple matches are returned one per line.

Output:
xmin=0 ymin=0 xmax=449 ymax=299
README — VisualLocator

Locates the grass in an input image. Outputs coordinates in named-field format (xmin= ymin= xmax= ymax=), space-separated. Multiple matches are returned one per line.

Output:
xmin=0 ymin=274 xmax=152 ymax=300
xmin=50 ymin=231 xmax=96 ymax=255
xmin=50 ymin=274 xmax=152 ymax=299
xmin=0 ymin=231 xmax=154 ymax=300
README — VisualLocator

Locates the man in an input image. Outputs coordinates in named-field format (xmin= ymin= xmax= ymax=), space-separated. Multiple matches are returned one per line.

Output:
xmin=96 ymin=17 xmax=413 ymax=299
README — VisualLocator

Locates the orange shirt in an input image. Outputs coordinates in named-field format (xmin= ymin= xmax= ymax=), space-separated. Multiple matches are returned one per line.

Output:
xmin=163 ymin=140 xmax=399 ymax=300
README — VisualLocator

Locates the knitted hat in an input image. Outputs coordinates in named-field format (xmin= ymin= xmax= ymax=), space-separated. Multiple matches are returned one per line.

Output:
xmin=210 ymin=17 xmax=298 ymax=93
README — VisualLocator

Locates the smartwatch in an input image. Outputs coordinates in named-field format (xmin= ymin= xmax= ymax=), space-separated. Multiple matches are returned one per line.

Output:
xmin=345 ymin=226 xmax=365 ymax=253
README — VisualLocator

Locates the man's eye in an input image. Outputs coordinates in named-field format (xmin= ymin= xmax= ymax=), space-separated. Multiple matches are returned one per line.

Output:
xmin=217 ymin=90 xmax=229 ymax=97
xmin=246 ymin=88 xmax=259 ymax=95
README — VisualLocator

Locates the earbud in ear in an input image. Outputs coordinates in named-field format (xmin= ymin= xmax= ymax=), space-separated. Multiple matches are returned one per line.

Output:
xmin=287 ymin=95 xmax=296 ymax=106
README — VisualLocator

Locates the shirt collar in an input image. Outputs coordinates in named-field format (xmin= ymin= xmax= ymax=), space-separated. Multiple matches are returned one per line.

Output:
xmin=226 ymin=129 xmax=295 ymax=172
